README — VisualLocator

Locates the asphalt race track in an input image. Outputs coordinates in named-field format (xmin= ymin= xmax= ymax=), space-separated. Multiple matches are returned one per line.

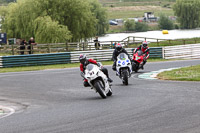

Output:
xmin=0 ymin=59 xmax=200 ymax=133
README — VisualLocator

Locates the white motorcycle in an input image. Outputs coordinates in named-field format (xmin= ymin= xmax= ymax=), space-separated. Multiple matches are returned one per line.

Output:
xmin=81 ymin=63 xmax=112 ymax=99
xmin=116 ymin=53 xmax=133 ymax=85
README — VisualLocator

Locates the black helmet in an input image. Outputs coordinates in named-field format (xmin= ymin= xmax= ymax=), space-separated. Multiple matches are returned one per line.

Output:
xmin=116 ymin=43 xmax=122 ymax=51
xmin=142 ymin=41 xmax=148 ymax=49
xmin=79 ymin=54 xmax=87 ymax=64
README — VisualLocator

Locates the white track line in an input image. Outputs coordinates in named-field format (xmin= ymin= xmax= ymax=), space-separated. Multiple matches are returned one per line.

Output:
xmin=0 ymin=106 xmax=15 ymax=120
xmin=138 ymin=67 xmax=181 ymax=80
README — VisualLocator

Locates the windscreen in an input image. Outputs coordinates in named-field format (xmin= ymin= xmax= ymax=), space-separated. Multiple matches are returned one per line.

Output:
xmin=86 ymin=64 xmax=94 ymax=71
xmin=137 ymin=50 xmax=143 ymax=56
xmin=118 ymin=53 xmax=128 ymax=60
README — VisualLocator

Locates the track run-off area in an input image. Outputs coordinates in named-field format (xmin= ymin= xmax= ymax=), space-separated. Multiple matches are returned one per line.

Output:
xmin=0 ymin=59 xmax=200 ymax=133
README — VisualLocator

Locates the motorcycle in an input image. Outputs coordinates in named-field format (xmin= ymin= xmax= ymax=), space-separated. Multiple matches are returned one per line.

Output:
xmin=116 ymin=53 xmax=132 ymax=85
xmin=81 ymin=63 xmax=112 ymax=99
xmin=132 ymin=50 xmax=145 ymax=72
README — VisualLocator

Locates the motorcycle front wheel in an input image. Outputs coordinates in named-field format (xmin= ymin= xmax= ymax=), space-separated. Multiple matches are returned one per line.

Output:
xmin=122 ymin=69 xmax=129 ymax=85
xmin=94 ymin=80 xmax=107 ymax=99
xmin=106 ymin=89 xmax=112 ymax=96
xmin=132 ymin=63 xmax=139 ymax=73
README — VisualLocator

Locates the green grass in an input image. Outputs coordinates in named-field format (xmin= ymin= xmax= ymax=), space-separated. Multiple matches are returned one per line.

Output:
xmin=108 ymin=8 xmax=174 ymax=19
xmin=157 ymin=65 xmax=200 ymax=81
xmin=149 ymin=38 xmax=200 ymax=47
xmin=0 ymin=58 xmax=172 ymax=73
xmin=127 ymin=37 xmax=200 ymax=48
xmin=101 ymin=0 xmax=175 ymax=19
xmin=100 ymin=0 xmax=175 ymax=7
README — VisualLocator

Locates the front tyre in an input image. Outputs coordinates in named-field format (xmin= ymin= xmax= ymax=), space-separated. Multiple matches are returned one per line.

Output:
xmin=122 ymin=69 xmax=128 ymax=85
xmin=106 ymin=89 xmax=112 ymax=96
xmin=94 ymin=80 xmax=107 ymax=99
xmin=132 ymin=63 xmax=138 ymax=73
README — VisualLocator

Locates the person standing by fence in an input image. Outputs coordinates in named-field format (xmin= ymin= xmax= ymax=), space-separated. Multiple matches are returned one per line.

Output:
xmin=28 ymin=37 xmax=37 ymax=54
xmin=94 ymin=36 xmax=100 ymax=50
xmin=20 ymin=39 xmax=27 ymax=55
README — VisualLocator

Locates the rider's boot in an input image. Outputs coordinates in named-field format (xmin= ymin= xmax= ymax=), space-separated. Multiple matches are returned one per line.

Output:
xmin=108 ymin=77 xmax=113 ymax=83
xmin=141 ymin=65 xmax=144 ymax=70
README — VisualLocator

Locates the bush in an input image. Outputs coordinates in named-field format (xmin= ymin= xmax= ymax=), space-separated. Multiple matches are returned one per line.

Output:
xmin=135 ymin=22 xmax=148 ymax=32
xmin=124 ymin=19 xmax=135 ymax=31
xmin=158 ymin=14 xmax=174 ymax=30
xmin=174 ymin=24 xmax=179 ymax=29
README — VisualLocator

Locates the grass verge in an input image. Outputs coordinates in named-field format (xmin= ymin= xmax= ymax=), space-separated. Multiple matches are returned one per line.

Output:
xmin=0 ymin=58 xmax=173 ymax=73
xmin=157 ymin=65 xmax=200 ymax=81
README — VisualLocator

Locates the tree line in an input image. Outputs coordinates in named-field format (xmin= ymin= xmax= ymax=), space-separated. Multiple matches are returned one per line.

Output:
xmin=0 ymin=0 xmax=108 ymax=43
xmin=1 ymin=0 xmax=200 ymax=43
xmin=125 ymin=0 xmax=200 ymax=31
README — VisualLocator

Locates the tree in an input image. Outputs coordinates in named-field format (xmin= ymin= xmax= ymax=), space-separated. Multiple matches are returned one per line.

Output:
xmin=0 ymin=0 xmax=107 ymax=43
xmin=135 ymin=22 xmax=148 ymax=32
xmin=124 ymin=19 xmax=135 ymax=31
xmin=34 ymin=16 xmax=71 ymax=43
xmin=173 ymin=0 xmax=200 ymax=29
xmin=0 ymin=0 xmax=16 ymax=4
xmin=88 ymin=0 xmax=109 ymax=36
xmin=158 ymin=14 xmax=174 ymax=30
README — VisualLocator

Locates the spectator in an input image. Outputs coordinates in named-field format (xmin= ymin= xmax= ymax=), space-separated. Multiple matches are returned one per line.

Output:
xmin=20 ymin=39 xmax=27 ymax=55
xmin=28 ymin=37 xmax=37 ymax=54
xmin=94 ymin=36 xmax=100 ymax=50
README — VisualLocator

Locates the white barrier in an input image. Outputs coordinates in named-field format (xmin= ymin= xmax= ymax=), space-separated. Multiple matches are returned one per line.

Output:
xmin=70 ymin=48 xmax=134 ymax=63
xmin=163 ymin=44 xmax=200 ymax=59
xmin=0 ymin=56 xmax=2 ymax=68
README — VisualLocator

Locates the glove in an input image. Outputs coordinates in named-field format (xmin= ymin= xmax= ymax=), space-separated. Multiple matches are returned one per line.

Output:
xmin=80 ymin=72 xmax=85 ymax=78
xmin=97 ymin=62 xmax=101 ymax=67
xmin=143 ymin=56 xmax=146 ymax=61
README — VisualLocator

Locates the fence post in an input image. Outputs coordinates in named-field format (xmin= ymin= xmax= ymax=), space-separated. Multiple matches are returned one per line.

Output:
xmin=47 ymin=44 xmax=51 ymax=53
xmin=183 ymin=40 xmax=185 ymax=45
xmin=83 ymin=42 xmax=85 ymax=51
xmin=31 ymin=44 xmax=33 ymax=54
xmin=157 ymin=39 xmax=159 ymax=46
xmin=11 ymin=44 xmax=14 ymax=55
xmin=168 ymin=40 xmax=171 ymax=44
xmin=128 ymin=37 xmax=130 ymax=45
xmin=66 ymin=41 xmax=69 ymax=51
xmin=25 ymin=45 xmax=28 ymax=55
xmin=133 ymin=37 xmax=135 ymax=43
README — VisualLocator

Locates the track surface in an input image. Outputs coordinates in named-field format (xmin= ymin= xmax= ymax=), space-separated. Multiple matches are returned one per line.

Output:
xmin=0 ymin=60 xmax=200 ymax=133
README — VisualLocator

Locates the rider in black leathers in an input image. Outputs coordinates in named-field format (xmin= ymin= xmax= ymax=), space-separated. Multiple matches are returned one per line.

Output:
xmin=112 ymin=43 xmax=131 ymax=71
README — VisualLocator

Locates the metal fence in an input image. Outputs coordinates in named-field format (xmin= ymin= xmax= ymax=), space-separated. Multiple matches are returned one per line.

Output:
xmin=0 ymin=47 xmax=162 ymax=68
xmin=0 ymin=41 xmax=132 ymax=55
xmin=163 ymin=44 xmax=200 ymax=59
xmin=0 ymin=53 xmax=71 ymax=68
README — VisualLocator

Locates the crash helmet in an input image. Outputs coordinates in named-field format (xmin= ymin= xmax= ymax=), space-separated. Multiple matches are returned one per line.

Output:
xmin=79 ymin=54 xmax=87 ymax=64
xmin=142 ymin=41 xmax=148 ymax=49
xmin=116 ymin=43 xmax=123 ymax=52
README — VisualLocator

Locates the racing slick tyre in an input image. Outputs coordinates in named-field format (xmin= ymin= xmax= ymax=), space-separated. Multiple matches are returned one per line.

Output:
xmin=94 ymin=80 xmax=107 ymax=99
xmin=122 ymin=69 xmax=128 ymax=85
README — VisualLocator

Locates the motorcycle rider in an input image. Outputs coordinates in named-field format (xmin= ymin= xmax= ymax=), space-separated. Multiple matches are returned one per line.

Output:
xmin=133 ymin=41 xmax=150 ymax=69
xmin=79 ymin=54 xmax=113 ymax=87
xmin=112 ymin=43 xmax=131 ymax=71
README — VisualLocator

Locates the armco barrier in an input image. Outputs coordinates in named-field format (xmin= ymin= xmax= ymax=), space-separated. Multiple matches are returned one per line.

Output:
xmin=1 ymin=53 xmax=71 ymax=67
xmin=163 ymin=44 xmax=200 ymax=59
xmin=0 ymin=47 xmax=162 ymax=68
